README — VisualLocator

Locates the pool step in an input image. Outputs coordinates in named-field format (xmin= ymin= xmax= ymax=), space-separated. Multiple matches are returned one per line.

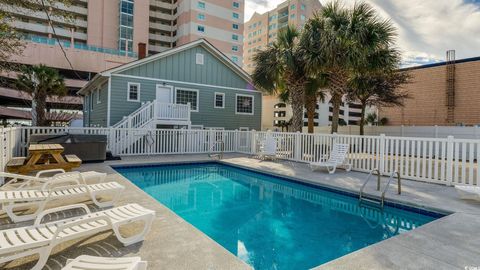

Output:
xmin=359 ymin=197 xmax=383 ymax=208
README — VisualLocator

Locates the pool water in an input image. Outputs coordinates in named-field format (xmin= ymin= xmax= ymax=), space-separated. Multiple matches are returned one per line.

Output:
xmin=115 ymin=163 xmax=441 ymax=270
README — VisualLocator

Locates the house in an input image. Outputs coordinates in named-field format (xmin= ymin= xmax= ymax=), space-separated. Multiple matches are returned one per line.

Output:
xmin=78 ymin=39 xmax=261 ymax=130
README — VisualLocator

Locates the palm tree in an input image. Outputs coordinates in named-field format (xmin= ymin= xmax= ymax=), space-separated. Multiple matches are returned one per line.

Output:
xmin=301 ymin=1 xmax=398 ymax=133
xmin=16 ymin=64 xmax=67 ymax=126
xmin=304 ymin=77 xmax=327 ymax=133
xmin=348 ymin=69 xmax=410 ymax=135
xmin=252 ymin=25 xmax=309 ymax=132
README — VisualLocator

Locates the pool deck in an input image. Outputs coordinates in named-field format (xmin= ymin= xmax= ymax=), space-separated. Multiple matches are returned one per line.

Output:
xmin=3 ymin=153 xmax=480 ymax=269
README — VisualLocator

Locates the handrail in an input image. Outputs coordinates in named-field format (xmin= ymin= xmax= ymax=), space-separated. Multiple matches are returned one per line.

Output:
xmin=359 ymin=168 xmax=381 ymax=201
xmin=209 ymin=140 xmax=225 ymax=160
xmin=381 ymin=171 xmax=402 ymax=207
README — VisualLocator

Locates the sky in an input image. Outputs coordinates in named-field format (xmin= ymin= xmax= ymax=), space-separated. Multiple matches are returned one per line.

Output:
xmin=244 ymin=0 xmax=480 ymax=67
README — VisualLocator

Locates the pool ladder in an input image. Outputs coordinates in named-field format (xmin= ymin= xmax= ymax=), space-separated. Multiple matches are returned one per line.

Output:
xmin=208 ymin=141 xmax=225 ymax=160
xmin=359 ymin=169 xmax=402 ymax=208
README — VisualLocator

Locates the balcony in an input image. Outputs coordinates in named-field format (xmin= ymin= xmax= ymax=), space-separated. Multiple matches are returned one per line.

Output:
xmin=156 ymin=102 xmax=190 ymax=122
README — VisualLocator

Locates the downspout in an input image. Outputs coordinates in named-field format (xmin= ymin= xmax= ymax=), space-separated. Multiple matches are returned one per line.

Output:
xmin=107 ymin=77 xmax=112 ymax=127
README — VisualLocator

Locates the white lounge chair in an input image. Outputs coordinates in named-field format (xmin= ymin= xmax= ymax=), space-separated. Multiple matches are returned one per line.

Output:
xmin=0 ymin=169 xmax=106 ymax=190
xmin=257 ymin=135 xmax=277 ymax=160
xmin=455 ymin=185 xmax=480 ymax=201
xmin=0 ymin=178 xmax=124 ymax=222
xmin=63 ymin=255 xmax=147 ymax=270
xmin=0 ymin=203 xmax=154 ymax=270
xmin=310 ymin=143 xmax=352 ymax=174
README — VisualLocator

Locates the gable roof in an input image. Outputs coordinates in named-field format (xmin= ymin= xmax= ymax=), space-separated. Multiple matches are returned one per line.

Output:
xmin=78 ymin=39 xmax=251 ymax=95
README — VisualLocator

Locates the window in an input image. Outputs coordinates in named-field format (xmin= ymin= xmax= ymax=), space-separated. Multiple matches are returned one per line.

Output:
xmin=301 ymin=15 xmax=306 ymax=21
xmin=233 ymin=1 xmax=240 ymax=8
xmin=96 ymin=88 xmax=101 ymax=104
xmin=127 ymin=82 xmax=140 ymax=102
xmin=290 ymin=14 xmax=296 ymax=19
xmin=196 ymin=53 xmax=204 ymax=65
xmin=233 ymin=12 xmax=239 ymax=19
xmin=232 ymin=45 xmax=238 ymax=52
xmin=236 ymin=94 xmax=254 ymax=115
xmin=198 ymin=1 xmax=205 ymax=9
xmin=232 ymin=56 xmax=239 ymax=63
xmin=214 ymin=92 xmax=225 ymax=108
xmin=301 ymin=4 xmax=306 ymax=10
xmin=291 ymin=4 xmax=296 ymax=10
xmin=232 ymin=34 xmax=239 ymax=41
xmin=197 ymin=13 xmax=205 ymax=20
xmin=197 ymin=25 xmax=205 ymax=32
xmin=176 ymin=89 xmax=198 ymax=111
xmin=232 ymin=23 xmax=239 ymax=30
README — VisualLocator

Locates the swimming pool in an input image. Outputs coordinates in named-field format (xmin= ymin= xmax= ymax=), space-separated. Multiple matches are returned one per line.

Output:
xmin=115 ymin=163 xmax=442 ymax=270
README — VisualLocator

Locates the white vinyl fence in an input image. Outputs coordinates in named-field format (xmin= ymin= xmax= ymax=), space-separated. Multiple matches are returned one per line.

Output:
xmin=1 ymin=127 xmax=480 ymax=187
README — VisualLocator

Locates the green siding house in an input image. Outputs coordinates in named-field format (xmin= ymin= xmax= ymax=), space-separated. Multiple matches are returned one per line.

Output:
xmin=78 ymin=39 xmax=261 ymax=130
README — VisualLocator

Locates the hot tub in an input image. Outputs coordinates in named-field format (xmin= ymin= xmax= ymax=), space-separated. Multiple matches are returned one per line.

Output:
xmin=29 ymin=133 xmax=107 ymax=162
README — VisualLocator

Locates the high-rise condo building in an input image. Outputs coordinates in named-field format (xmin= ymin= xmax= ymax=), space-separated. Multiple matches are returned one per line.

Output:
xmin=243 ymin=0 xmax=321 ymax=74
xmin=1 ymin=0 xmax=244 ymax=124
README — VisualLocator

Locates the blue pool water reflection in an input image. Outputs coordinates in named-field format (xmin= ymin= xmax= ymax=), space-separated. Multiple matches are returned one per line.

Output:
xmin=115 ymin=163 xmax=440 ymax=270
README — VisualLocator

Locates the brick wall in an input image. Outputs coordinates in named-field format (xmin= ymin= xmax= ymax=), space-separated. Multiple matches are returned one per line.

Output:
xmin=380 ymin=59 xmax=480 ymax=126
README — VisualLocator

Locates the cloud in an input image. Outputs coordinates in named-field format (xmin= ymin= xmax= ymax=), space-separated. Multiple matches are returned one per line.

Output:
xmin=245 ymin=0 xmax=480 ymax=67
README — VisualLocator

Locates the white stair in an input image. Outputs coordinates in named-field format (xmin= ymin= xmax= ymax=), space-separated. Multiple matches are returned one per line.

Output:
xmin=113 ymin=100 xmax=191 ymax=129
xmin=111 ymin=100 xmax=191 ymax=155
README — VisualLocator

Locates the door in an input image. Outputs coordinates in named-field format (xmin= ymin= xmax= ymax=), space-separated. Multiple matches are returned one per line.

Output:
xmin=156 ymin=85 xmax=173 ymax=103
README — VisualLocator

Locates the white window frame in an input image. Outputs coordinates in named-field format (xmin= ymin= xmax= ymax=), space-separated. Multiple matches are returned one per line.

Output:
xmin=196 ymin=53 xmax=204 ymax=65
xmin=235 ymin=94 xmax=254 ymax=115
xmin=197 ymin=25 xmax=205 ymax=33
xmin=232 ymin=45 xmax=238 ymax=52
xmin=233 ymin=1 xmax=240 ymax=9
xmin=214 ymin=92 xmax=225 ymax=109
xmin=198 ymin=1 xmax=205 ymax=9
xmin=96 ymin=87 xmax=101 ymax=104
xmin=197 ymin=13 xmax=205 ymax=21
xmin=175 ymin=87 xmax=199 ymax=112
xmin=127 ymin=82 xmax=141 ymax=102
xmin=232 ymin=12 xmax=239 ymax=19
xmin=232 ymin=23 xmax=239 ymax=30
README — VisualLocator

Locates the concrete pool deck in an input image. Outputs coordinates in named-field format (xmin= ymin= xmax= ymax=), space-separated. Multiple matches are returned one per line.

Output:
xmin=2 ymin=153 xmax=480 ymax=269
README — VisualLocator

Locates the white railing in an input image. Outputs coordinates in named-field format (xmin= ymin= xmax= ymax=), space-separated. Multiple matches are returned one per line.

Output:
xmin=1 ymin=127 xmax=480 ymax=187
xmin=156 ymin=102 xmax=190 ymax=121
xmin=112 ymin=100 xmax=191 ymax=129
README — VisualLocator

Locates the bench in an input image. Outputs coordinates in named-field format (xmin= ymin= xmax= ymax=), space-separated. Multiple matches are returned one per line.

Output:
xmin=6 ymin=157 xmax=26 ymax=168
xmin=65 ymin=154 xmax=82 ymax=166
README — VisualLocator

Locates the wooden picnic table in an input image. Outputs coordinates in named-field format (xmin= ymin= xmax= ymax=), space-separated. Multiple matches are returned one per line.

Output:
xmin=6 ymin=143 xmax=81 ymax=174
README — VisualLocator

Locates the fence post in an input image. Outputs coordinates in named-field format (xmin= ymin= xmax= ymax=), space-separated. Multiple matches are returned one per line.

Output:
xmin=250 ymin=130 xmax=256 ymax=154
xmin=379 ymin=134 xmax=386 ymax=175
xmin=446 ymin=135 xmax=454 ymax=186
xmin=294 ymin=131 xmax=302 ymax=161
xmin=234 ymin=129 xmax=238 ymax=152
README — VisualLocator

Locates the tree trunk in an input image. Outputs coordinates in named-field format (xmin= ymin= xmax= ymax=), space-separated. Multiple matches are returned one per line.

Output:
xmin=328 ymin=71 xmax=348 ymax=134
xmin=35 ymin=90 xmax=48 ymax=126
xmin=286 ymin=76 xmax=306 ymax=133
xmin=360 ymin=102 xmax=367 ymax=136
xmin=330 ymin=93 xmax=342 ymax=134
xmin=305 ymin=94 xmax=317 ymax=133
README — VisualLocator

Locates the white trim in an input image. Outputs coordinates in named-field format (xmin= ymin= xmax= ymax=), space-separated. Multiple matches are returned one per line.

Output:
xmin=239 ymin=127 xmax=249 ymax=131
xmin=127 ymin=82 xmax=141 ymax=102
xmin=155 ymin=84 xmax=174 ymax=103
xmin=214 ymin=92 xmax=225 ymax=109
xmin=96 ymin=87 xmax=101 ymax=104
xmin=175 ymin=87 xmax=199 ymax=112
xmin=112 ymin=74 xmax=261 ymax=93
xmin=107 ymin=78 xmax=111 ymax=126
xmin=102 ymin=39 xmax=252 ymax=84
xmin=235 ymin=94 xmax=255 ymax=115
